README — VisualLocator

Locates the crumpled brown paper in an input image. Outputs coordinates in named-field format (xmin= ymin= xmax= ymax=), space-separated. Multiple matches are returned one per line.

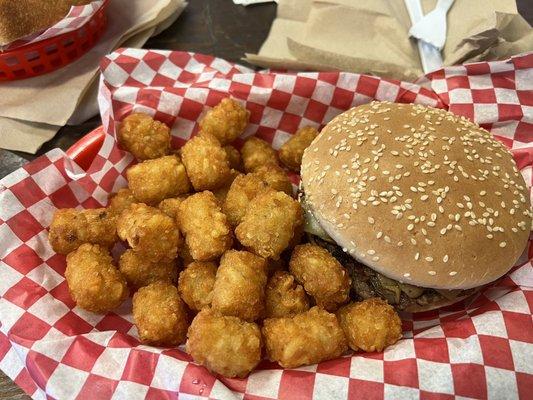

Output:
xmin=0 ymin=0 xmax=187 ymax=154
xmin=245 ymin=0 xmax=533 ymax=80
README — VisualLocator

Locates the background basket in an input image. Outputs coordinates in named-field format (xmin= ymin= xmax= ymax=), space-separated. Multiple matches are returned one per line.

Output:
xmin=0 ymin=0 xmax=109 ymax=82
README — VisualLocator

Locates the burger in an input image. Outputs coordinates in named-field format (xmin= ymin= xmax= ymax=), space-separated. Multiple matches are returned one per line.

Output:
xmin=299 ymin=101 xmax=531 ymax=312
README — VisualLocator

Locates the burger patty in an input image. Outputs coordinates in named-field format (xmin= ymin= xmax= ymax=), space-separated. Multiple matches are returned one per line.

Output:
xmin=309 ymin=235 xmax=474 ymax=311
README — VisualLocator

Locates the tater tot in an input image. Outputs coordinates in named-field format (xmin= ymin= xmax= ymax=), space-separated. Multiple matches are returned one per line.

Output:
xmin=133 ymin=282 xmax=188 ymax=346
xmin=223 ymin=145 xmax=244 ymax=171
xmin=118 ymin=113 xmax=171 ymax=160
xmin=177 ymin=192 xmax=233 ymax=261
xmin=181 ymin=133 xmax=231 ymax=191
xmin=289 ymin=244 xmax=351 ymax=311
xmin=117 ymin=203 xmax=181 ymax=261
xmin=127 ymin=155 xmax=191 ymax=205
xmin=186 ymin=309 xmax=262 ymax=378
xmin=212 ymin=169 xmax=241 ymax=205
xmin=253 ymin=164 xmax=293 ymax=196
xmin=223 ymin=174 xmax=269 ymax=227
xmin=65 ymin=244 xmax=129 ymax=313
xmin=337 ymin=298 xmax=402 ymax=352
xmin=119 ymin=249 xmax=178 ymax=291
xmin=211 ymin=250 xmax=267 ymax=321
xmin=241 ymin=137 xmax=279 ymax=173
xmin=108 ymin=188 xmax=136 ymax=216
xmin=158 ymin=197 xmax=186 ymax=220
xmin=178 ymin=261 xmax=217 ymax=312
xmin=235 ymin=189 xmax=303 ymax=259
xmin=199 ymin=98 xmax=250 ymax=145
xmin=49 ymin=208 xmax=117 ymax=254
xmin=279 ymin=126 xmax=318 ymax=171
xmin=265 ymin=271 xmax=310 ymax=318
xmin=262 ymin=307 xmax=348 ymax=368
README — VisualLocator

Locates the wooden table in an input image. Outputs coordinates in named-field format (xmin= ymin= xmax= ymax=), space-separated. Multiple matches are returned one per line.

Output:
xmin=0 ymin=1 xmax=531 ymax=398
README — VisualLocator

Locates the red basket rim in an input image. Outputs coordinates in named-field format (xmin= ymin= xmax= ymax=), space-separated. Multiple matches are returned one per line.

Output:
xmin=66 ymin=125 xmax=105 ymax=171
xmin=1 ymin=0 xmax=109 ymax=54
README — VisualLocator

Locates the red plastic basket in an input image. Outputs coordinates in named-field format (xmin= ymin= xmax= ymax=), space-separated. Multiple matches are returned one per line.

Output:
xmin=0 ymin=0 xmax=109 ymax=81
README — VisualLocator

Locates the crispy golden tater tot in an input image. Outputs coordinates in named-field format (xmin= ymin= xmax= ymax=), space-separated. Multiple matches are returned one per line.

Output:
xmin=211 ymin=250 xmax=267 ymax=321
xmin=235 ymin=189 xmax=303 ymax=259
xmin=279 ymin=126 xmax=318 ymax=171
xmin=65 ymin=244 xmax=128 ymax=313
xmin=254 ymin=164 xmax=293 ymax=196
xmin=186 ymin=309 xmax=262 ymax=378
xmin=117 ymin=203 xmax=181 ymax=261
xmin=289 ymin=244 xmax=351 ymax=311
xmin=177 ymin=192 xmax=233 ymax=261
xmin=212 ymin=169 xmax=241 ymax=205
xmin=241 ymin=137 xmax=279 ymax=173
xmin=118 ymin=249 xmax=178 ymax=291
xmin=158 ymin=197 xmax=186 ymax=220
xmin=133 ymin=282 xmax=188 ymax=346
xmin=108 ymin=188 xmax=136 ymax=216
xmin=127 ymin=155 xmax=191 ymax=205
xmin=49 ymin=208 xmax=117 ymax=254
xmin=118 ymin=113 xmax=171 ymax=160
xmin=223 ymin=145 xmax=244 ymax=171
xmin=223 ymin=173 xmax=269 ymax=227
xmin=181 ymin=133 xmax=231 ymax=191
xmin=262 ymin=307 xmax=348 ymax=368
xmin=337 ymin=298 xmax=402 ymax=352
xmin=199 ymin=98 xmax=250 ymax=145
xmin=178 ymin=261 xmax=217 ymax=312
xmin=265 ymin=271 xmax=310 ymax=318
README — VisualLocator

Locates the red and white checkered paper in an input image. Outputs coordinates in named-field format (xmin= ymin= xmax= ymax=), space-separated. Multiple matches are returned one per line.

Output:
xmin=0 ymin=1 xmax=104 ymax=51
xmin=1 ymin=49 xmax=532 ymax=400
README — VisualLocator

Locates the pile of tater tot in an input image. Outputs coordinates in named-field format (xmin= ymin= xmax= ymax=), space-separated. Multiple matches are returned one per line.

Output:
xmin=48 ymin=97 xmax=402 ymax=378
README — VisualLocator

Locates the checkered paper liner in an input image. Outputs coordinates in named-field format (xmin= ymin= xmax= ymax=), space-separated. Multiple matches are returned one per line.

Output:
xmin=0 ymin=1 xmax=104 ymax=51
xmin=1 ymin=49 xmax=532 ymax=400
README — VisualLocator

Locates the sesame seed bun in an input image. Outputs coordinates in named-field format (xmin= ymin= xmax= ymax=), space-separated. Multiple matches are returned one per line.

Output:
xmin=301 ymin=102 xmax=531 ymax=290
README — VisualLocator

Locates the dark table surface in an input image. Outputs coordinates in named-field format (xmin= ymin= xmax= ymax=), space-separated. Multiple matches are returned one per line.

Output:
xmin=0 ymin=0 xmax=531 ymax=398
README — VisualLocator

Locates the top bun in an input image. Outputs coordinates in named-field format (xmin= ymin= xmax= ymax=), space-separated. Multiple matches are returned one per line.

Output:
xmin=301 ymin=102 xmax=531 ymax=290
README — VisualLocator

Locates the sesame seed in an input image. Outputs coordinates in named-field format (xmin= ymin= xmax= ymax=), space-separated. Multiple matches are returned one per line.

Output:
xmin=367 ymin=249 xmax=376 ymax=255
xmin=403 ymin=273 xmax=411 ymax=277
xmin=421 ymin=195 xmax=429 ymax=201
xmin=426 ymin=256 xmax=434 ymax=262
xmin=499 ymin=242 xmax=506 ymax=248
xmin=372 ymin=256 xmax=380 ymax=261
xmin=415 ymin=252 xmax=420 ymax=260
xmin=407 ymin=224 xmax=414 ymax=231
xmin=368 ymin=217 xmax=375 ymax=224
xmin=449 ymin=271 xmax=457 ymax=276
xmin=428 ymin=270 xmax=436 ymax=275
xmin=410 ymin=238 xmax=417 ymax=245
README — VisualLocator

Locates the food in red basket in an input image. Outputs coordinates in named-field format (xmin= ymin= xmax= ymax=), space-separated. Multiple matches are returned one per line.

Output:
xmin=177 ymin=191 xmax=233 ymax=261
xmin=158 ymin=196 xmax=186 ymax=220
xmin=199 ymin=98 xmax=250 ymax=145
xmin=65 ymin=243 xmax=129 ymax=313
xmin=289 ymin=243 xmax=351 ymax=312
xmin=265 ymin=271 xmax=310 ymax=318
xmin=48 ymin=208 xmax=117 ymax=254
xmin=223 ymin=145 xmax=244 ymax=171
xmin=108 ymin=188 xmax=137 ymax=215
xmin=241 ymin=136 xmax=279 ymax=173
xmin=254 ymin=164 xmax=294 ymax=196
xmin=235 ymin=189 xmax=304 ymax=259
xmin=118 ymin=113 xmax=171 ymax=161
xmin=178 ymin=261 xmax=217 ymax=312
xmin=127 ymin=155 xmax=191 ymax=205
xmin=337 ymin=298 xmax=402 ymax=352
xmin=0 ymin=0 xmax=92 ymax=46
xmin=223 ymin=173 xmax=269 ymax=227
xmin=279 ymin=126 xmax=319 ymax=171
xmin=118 ymin=249 xmax=177 ymax=291
xmin=186 ymin=308 xmax=262 ymax=378
xmin=181 ymin=133 xmax=232 ymax=191
xmin=262 ymin=306 xmax=348 ymax=368
xmin=117 ymin=203 xmax=181 ymax=261
xmin=300 ymin=101 xmax=532 ymax=312
xmin=133 ymin=281 xmax=189 ymax=346
xmin=211 ymin=250 xmax=268 ymax=322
